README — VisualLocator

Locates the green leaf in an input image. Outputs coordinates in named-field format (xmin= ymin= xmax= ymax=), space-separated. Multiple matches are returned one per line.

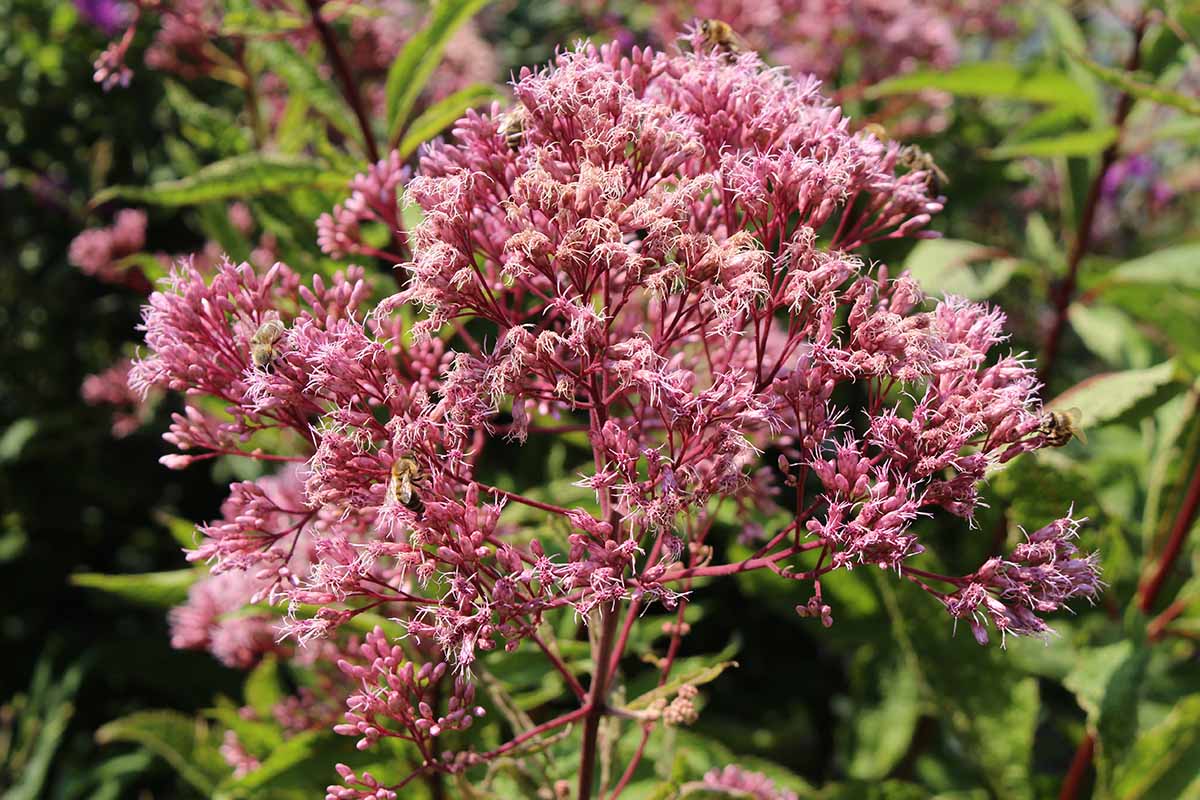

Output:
xmin=96 ymin=711 xmax=229 ymax=795
xmin=4 ymin=659 xmax=85 ymax=800
xmin=989 ymin=127 xmax=1116 ymax=159
xmin=1068 ymin=303 xmax=1153 ymax=368
xmin=1104 ymin=243 xmax=1200 ymax=291
xmin=1110 ymin=693 xmax=1200 ymax=799
xmin=244 ymin=655 xmax=286 ymax=718
xmin=221 ymin=730 xmax=320 ymax=793
xmin=163 ymin=81 xmax=249 ymax=156
xmin=1063 ymin=638 xmax=1149 ymax=793
xmin=873 ymin=574 xmax=1039 ymax=799
xmin=844 ymin=656 xmax=921 ymax=781
xmin=92 ymin=153 xmax=347 ymax=207
xmin=399 ymin=83 xmax=500 ymax=158
xmin=814 ymin=780 xmax=930 ymax=800
xmin=385 ymin=0 xmax=490 ymax=144
xmin=1048 ymin=361 xmax=1182 ymax=429
xmin=625 ymin=661 xmax=739 ymax=712
xmin=901 ymin=239 xmax=1017 ymax=300
xmin=71 ymin=569 xmax=198 ymax=607
xmin=221 ymin=7 xmax=305 ymax=35
xmin=1069 ymin=50 xmax=1200 ymax=116
xmin=865 ymin=62 xmax=1096 ymax=117
xmin=252 ymin=40 xmax=361 ymax=144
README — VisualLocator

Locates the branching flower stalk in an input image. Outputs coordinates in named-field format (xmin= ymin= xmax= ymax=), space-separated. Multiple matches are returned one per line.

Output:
xmin=132 ymin=32 xmax=1102 ymax=798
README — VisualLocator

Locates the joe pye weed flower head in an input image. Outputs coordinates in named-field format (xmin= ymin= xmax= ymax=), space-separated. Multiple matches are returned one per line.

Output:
xmin=133 ymin=32 xmax=1101 ymax=797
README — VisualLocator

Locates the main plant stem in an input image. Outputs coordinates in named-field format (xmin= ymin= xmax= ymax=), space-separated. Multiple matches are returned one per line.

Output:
xmin=578 ymin=604 xmax=620 ymax=800
xmin=1039 ymin=13 xmax=1148 ymax=385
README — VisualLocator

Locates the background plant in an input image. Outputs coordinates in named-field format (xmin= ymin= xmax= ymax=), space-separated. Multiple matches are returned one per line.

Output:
xmin=2 ymin=1 xmax=1199 ymax=799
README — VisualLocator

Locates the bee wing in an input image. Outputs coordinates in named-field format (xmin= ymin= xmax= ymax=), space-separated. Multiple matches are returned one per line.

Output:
xmin=1064 ymin=407 xmax=1087 ymax=444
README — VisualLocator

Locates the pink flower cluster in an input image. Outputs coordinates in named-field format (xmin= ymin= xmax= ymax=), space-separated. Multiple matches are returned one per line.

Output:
xmin=135 ymin=38 xmax=1100 ymax=793
xmin=81 ymin=359 xmax=156 ymax=438
xmin=701 ymin=765 xmax=799 ymax=800
xmin=658 ymin=0 xmax=1014 ymax=83
xmin=92 ymin=0 xmax=496 ymax=116
xmin=68 ymin=208 xmax=150 ymax=290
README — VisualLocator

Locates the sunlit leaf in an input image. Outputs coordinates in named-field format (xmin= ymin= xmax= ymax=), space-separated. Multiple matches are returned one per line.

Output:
xmin=1069 ymin=50 xmax=1200 ymax=116
xmin=1049 ymin=361 xmax=1182 ymax=429
xmin=399 ymin=83 xmax=501 ymax=158
xmin=1064 ymin=639 xmax=1150 ymax=793
xmin=1104 ymin=243 xmax=1200 ymax=291
xmin=71 ymin=569 xmax=198 ymax=607
xmin=253 ymin=40 xmax=361 ymax=144
xmin=1110 ymin=693 xmax=1200 ymax=799
xmin=92 ymin=154 xmax=348 ymax=207
xmin=96 ymin=711 xmax=229 ymax=795
xmin=385 ymin=0 xmax=490 ymax=144
xmin=866 ymin=62 xmax=1096 ymax=117
xmin=901 ymin=239 xmax=1018 ymax=300
xmin=625 ymin=661 xmax=739 ymax=712
xmin=989 ymin=127 xmax=1116 ymax=159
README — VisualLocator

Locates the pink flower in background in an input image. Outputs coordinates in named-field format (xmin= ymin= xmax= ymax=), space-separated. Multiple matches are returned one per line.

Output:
xmin=81 ymin=359 xmax=155 ymax=437
xmin=701 ymin=765 xmax=799 ymax=800
xmin=69 ymin=208 xmax=150 ymax=290
xmin=657 ymin=0 xmax=1014 ymax=83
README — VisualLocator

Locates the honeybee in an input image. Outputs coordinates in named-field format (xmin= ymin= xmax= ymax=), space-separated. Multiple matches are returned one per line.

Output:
xmin=896 ymin=143 xmax=950 ymax=196
xmin=1038 ymin=407 xmax=1087 ymax=447
xmin=389 ymin=456 xmax=423 ymax=510
xmin=861 ymin=123 xmax=889 ymax=140
xmin=249 ymin=319 xmax=286 ymax=371
xmin=698 ymin=19 xmax=746 ymax=57
xmin=498 ymin=107 xmax=526 ymax=151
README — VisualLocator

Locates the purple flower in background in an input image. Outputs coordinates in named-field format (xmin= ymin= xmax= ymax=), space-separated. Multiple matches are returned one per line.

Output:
xmin=75 ymin=0 xmax=130 ymax=36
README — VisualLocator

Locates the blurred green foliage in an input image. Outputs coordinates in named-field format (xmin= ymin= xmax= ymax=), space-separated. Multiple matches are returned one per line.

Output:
xmin=4 ymin=1 xmax=1200 ymax=798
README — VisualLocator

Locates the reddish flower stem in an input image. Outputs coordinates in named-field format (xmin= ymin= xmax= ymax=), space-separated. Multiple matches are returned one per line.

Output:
xmin=480 ymin=705 xmax=592 ymax=760
xmin=1058 ymin=733 xmax=1095 ymax=800
xmin=577 ymin=605 xmax=620 ymax=800
xmin=530 ymin=631 xmax=588 ymax=701
xmin=303 ymin=0 xmax=380 ymax=164
xmin=1051 ymin=17 xmax=1148 ymax=799
xmin=660 ymin=541 xmax=822 ymax=582
xmin=1140 ymin=458 xmax=1200 ymax=613
xmin=1039 ymin=14 xmax=1148 ymax=385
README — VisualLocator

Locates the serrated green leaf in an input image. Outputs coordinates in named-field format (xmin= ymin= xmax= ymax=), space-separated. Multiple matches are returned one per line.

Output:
xmin=901 ymin=239 xmax=1017 ymax=300
xmin=814 ymin=780 xmax=929 ymax=800
xmin=845 ymin=657 xmax=921 ymax=781
xmin=866 ymin=62 xmax=1095 ymax=117
xmin=96 ymin=711 xmax=229 ymax=794
xmin=92 ymin=154 xmax=347 ymax=207
xmin=1049 ymin=361 xmax=1181 ymax=429
xmin=1110 ymin=693 xmax=1200 ymax=799
xmin=625 ymin=661 xmax=738 ymax=712
xmin=385 ymin=0 xmax=490 ymax=145
xmin=989 ymin=127 xmax=1116 ymax=159
xmin=873 ymin=574 xmax=1038 ymax=799
xmin=71 ymin=569 xmax=198 ymax=607
xmin=221 ymin=7 xmax=305 ymax=35
xmin=220 ymin=730 xmax=321 ymax=793
xmin=252 ymin=40 xmax=361 ymax=144
xmin=1069 ymin=50 xmax=1200 ymax=116
xmin=1104 ymin=243 xmax=1200 ymax=291
xmin=1063 ymin=640 xmax=1150 ymax=794
xmin=1068 ymin=303 xmax=1153 ymax=368
xmin=399 ymin=83 xmax=500 ymax=158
